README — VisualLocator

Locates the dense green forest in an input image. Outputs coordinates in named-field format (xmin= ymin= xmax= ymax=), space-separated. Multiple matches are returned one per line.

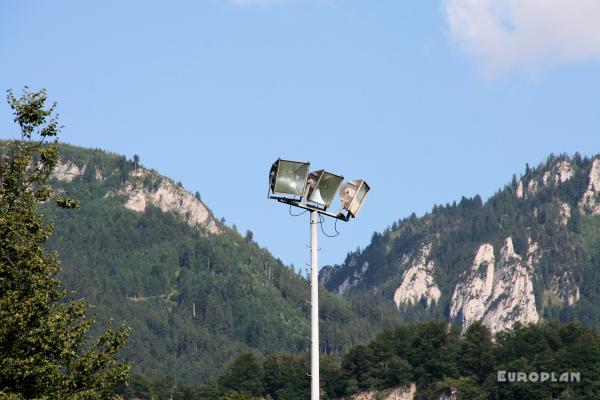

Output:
xmin=37 ymin=144 xmax=402 ymax=383
xmin=117 ymin=321 xmax=600 ymax=400
xmin=321 ymin=153 xmax=600 ymax=330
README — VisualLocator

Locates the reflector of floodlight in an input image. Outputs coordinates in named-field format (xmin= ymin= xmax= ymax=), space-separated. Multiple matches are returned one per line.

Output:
xmin=306 ymin=170 xmax=344 ymax=208
xmin=269 ymin=159 xmax=310 ymax=197
xmin=339 ymin=179 xmax=370 ymax=217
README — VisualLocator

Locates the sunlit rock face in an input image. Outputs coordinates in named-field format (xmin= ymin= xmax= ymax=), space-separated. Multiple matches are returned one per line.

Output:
xmin=393 ymin=243 xmax=441 ymax=309
xmin=558 ymin=201 xmax=571 ymax=226
xmin=320 ymin=257 xmax=370 ymax=295
xmin=543 ymin=160 xmax=575 ymax=186
xmin=51 ymin=159 xmax=217 ymax=233
xmin=450 ymin=238 xmax=539 ymax=333
xmin=52 ymin=160 xmax=84 ymax=182
xmin=517 ymin=160 xmax=574 ymax=199
xmin=579 ymin=158 xmax=600 ymax=215
xmin=351 ymin=383 xmax=416 ymax=400
xmin=550 ymin=272 xmax=581 ymax=306
xmin=527 ymin=179 xmax=539 ymax=198
xmin=51 ymin=159 xmax=109 ymax=182
xmin=337 ymin=261 xmax=370 ymax=295
xmin=351 ymin=383 xmax=456 ymax=400
xmin=110 ymin=168 xmax=219 ymax=233
xmin=482 ymin=237 xmax=539 ymax=333
xmin=516 ymin=180 xmax=524 ymax=198
xmin=450 ymin=243 xmax=495 ymax=329
xmin=94 ymin=169 xmax=105 ymax=181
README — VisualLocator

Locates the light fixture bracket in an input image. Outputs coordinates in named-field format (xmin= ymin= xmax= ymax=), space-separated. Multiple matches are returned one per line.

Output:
xmin=271 ymin=196 xmax=350 ymax=222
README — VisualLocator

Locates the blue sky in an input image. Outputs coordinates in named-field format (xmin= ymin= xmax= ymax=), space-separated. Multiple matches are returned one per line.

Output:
xmin=2 ymin=0 xmax=600 ymax=269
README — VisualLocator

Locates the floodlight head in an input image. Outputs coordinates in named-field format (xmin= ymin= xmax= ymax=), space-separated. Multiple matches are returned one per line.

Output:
xmin=269 ymin=159 xmax=310 ymax=197
xmin=339 ymin=179 xmax=370 ymax=218
xmin=306 ymin=170 xmax=344 ymax=208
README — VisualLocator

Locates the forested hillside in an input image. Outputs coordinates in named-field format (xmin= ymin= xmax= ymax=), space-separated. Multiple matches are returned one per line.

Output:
xmin=39 ymin=144 xmax=401 ymax=383
xmin=320 ymin=153 xmax=600 ymax=334
xmin=30 ymin=143 xmax=600 ymax=394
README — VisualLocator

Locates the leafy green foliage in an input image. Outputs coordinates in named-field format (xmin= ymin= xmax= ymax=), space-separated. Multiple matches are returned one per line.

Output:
xmin=218 ymin=353 xmax=263 ymax=397
xmin=0 ymin=87 xmax=129 ymax=399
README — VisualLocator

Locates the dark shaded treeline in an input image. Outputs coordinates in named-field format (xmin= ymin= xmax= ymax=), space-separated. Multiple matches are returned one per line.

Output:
xmin=118 ymin=321 xmax=600 ymax=399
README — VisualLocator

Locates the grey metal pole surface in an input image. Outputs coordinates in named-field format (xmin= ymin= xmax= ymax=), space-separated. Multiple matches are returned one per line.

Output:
xmin=310 ymin=210 xmax=320 ymax=400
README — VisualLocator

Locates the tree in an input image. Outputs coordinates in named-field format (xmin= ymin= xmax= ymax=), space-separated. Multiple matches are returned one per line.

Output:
xmin=0 ymin=87 xmax=130 ymax=399
xmin=458 ymin=321 xmax=494 ymax=383
xmin=217 ymin=353 xmax=264 ymax=397
xmin=133 ymin=154 xmax=140 ymax=169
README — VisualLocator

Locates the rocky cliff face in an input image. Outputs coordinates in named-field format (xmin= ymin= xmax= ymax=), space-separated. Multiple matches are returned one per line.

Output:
xmin=393 ymin=243 xmax=441 ymax=309
xmin=114 ymin=168 xmax=219 ymax=233
xmin=549 ymin=271 xmax=580 ymax=306
xmin=51 ymin=158 xmax=219 ymax=234
xmin=321 ymin=154 xmax=600 ymax=333
xmin=517 ymin=160 xmax=575 ymax=199
xmin=351 ymin=383 xmax=416 ymax=400
xmin=579 ymin=158 xmax=600 ymax=215
xmin=332 ymin=259 xmax=370 ymax=295
xmin=450 ymin=238 xmax=539 ymax=333
xmin=350 ymin=383 xmax=456 ymax=400
xmin=449 ymin=243 xmax=495 ymax=329
xmin=52 ymin=160 xmax=84 ymax=182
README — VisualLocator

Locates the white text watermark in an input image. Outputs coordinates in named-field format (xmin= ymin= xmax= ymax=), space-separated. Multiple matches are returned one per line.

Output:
xmin=497 ymin=371 xmax=580 ymax=383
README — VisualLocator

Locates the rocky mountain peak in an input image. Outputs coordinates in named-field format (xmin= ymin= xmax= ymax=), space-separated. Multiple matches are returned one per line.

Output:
xmin=451 ymin=237 xmax=539 ymax=333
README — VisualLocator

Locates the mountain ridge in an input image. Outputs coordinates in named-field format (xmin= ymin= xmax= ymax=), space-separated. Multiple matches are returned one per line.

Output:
xmin=320 ymin=152 xmax=600 ymax=333
xmin=16 ymin=140 xmax=600 ymax=383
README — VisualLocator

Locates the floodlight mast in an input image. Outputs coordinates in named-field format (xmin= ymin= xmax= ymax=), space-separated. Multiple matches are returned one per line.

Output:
xmin=270 ymin=201 xmax=348 ymax=400
xmin=269 ymin=159 xmax=368 ymax=400
xmin=310 ymin=210 xmax=319 ymax=400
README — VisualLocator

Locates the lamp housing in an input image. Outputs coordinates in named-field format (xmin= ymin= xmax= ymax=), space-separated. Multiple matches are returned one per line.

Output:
xmin=306 ymin=170 xmax=344 ymax=208
xmin=339 ymin=179 xmax=370 ymax=218
xmin=269 ymin=159 xmax=310 ymax=197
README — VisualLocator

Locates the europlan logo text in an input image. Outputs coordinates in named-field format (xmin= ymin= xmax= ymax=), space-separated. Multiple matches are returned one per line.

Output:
xmin=497 ymin=371 xmax=581 ymax=383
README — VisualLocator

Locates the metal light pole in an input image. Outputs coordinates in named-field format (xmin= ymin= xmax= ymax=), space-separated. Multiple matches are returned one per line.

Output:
xmin=310 ymin=210 xmax=320 ymax=400
xmin=268 ymin=159 xmax=370 ymax=400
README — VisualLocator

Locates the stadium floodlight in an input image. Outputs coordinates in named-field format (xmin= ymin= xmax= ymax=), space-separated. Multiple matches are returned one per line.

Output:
xmin=306 ymin=170 xmax=344 ymax=209
xmin=268 ymin=158 xmax=369 ymax=400
xmin=339 ymin=179 xmax=370 ymax=218
xmin=269 ymin=159 xmax=310 ymax=197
